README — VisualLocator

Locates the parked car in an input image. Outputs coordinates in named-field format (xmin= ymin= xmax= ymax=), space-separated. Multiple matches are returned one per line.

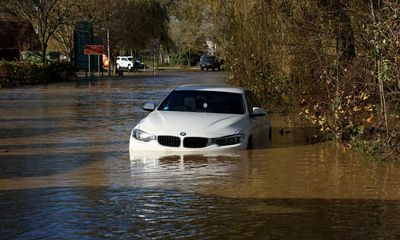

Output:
xmin=132 ymin=57 xmax=146 ymax=70
xmin=129 ymin=85 xmax=271 ymax=154
xmin=116 ymin=56 xmax=134 ymax=71
xmin=116 ymin=56 xmax=146 ymax=71
xmin=200 ymin=55 xmax=224 ymax=71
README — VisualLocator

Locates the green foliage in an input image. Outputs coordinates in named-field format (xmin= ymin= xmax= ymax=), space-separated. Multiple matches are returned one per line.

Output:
xmin=349 ymin=138 xmax=382 ymax=160
xmin=0 ymin=61 xmax=74 ymax=87
xmin=350 ymin=135 xmax=400 ymax=162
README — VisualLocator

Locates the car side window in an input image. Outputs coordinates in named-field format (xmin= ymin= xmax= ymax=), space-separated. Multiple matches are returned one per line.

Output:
xmin=245 ymin=91 xmax=261 ymax=114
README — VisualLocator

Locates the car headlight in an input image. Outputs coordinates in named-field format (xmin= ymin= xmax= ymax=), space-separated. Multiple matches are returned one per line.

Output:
xmin=211 ymin=134 xmax=244 ymax=146
xmin=132 ymin=128 xmax=156 ymax=142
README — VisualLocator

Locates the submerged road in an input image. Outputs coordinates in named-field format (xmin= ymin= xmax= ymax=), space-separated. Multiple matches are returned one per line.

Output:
xmin=0 ymin=70 xmax=399 ymax=239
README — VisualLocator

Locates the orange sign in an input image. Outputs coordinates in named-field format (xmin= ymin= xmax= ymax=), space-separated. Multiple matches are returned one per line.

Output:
xmin=84 ymin=45 xmax=104 ymax=55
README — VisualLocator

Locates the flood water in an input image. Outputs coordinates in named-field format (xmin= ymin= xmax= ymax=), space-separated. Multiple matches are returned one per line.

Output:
xmin=0 ymin=71 xmax=400 ymax=239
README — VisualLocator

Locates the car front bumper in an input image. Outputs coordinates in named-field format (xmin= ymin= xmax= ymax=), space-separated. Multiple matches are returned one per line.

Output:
xmin=129 ymin=132 xmax=247 ymax=156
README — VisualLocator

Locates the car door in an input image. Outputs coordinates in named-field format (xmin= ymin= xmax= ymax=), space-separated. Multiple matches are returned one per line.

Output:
xmin=119 ymin=58 xmax=126 ymax=68
xmin=245 ymin=91 xmax=268 ymax=148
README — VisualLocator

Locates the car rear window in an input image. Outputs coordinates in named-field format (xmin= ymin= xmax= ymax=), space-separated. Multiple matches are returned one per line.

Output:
xmin=158 ymin=90 xmax=245 ymax=114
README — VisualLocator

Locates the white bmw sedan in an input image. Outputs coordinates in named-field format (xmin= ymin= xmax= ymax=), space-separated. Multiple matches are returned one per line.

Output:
xmin=129 ymin=85 xmax=271 ymax=153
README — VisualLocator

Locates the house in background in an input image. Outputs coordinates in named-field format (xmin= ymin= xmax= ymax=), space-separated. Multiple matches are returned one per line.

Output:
xmin=205 ymin=40 xmax=217 ymax=56
xmin=0 ymin=16 xmax=40 ymax=61
xmin=162 ymin=53 xmax=170 ymax=64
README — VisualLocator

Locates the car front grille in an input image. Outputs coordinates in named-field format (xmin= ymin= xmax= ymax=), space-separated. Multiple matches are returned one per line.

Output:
xmin=158 ymin=136 xmax=180 ymax=147
xmin=183 ymin=137 xmax=210 ymax=148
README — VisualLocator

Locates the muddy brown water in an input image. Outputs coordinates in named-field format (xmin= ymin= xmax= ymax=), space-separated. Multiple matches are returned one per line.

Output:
xmin=0 ymin=71 xmax=399 ymax=239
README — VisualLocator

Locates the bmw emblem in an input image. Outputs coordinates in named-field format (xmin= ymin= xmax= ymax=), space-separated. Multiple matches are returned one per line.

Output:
xmin=180 ymin=132 xmax=187 ymax=136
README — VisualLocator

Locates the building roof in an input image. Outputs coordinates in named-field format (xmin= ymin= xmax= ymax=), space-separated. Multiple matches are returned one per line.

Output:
xmin=0 ymin=18 xmax=38 ymax=50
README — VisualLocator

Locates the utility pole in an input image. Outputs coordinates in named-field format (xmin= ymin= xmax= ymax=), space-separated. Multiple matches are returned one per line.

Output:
xmin=107 ymin=29 xmax=110 ymax=76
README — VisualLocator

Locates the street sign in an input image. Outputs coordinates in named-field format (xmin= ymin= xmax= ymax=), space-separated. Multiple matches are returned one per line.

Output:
xmin=150 ymin=39 xmax=159 ymax=55
xmin=74 ymin=21 xmax=93 ymax=70
xmin=84 ymin=45 xmax=104 ymax=55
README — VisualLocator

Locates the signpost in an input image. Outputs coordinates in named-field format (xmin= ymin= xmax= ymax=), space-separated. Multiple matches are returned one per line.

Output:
xmin=84 ymin=45 xmax=104 ymax=77
xmin=150 ymin=39 xmax=159 ymax=75
xmin=74 ymin=22 xmax=106 ymax=77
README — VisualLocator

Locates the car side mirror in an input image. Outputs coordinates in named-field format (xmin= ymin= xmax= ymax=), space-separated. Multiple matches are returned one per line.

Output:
xmin=250 ymin=107 xmax=266 ymax=117
xmin=143 ymin=102 xmax=156 ymax=111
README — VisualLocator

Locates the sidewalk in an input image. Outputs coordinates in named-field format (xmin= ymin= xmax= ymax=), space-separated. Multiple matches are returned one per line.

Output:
xmin=75 ymin=66 xmax=200 ymax=78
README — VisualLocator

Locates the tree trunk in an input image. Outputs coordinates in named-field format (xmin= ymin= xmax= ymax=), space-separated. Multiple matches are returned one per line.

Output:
xmin=332 ymin=1 xmax=356 ymax=62
xmin=41 ymin=42 xmax=47 ymax=63
xmin=378 ymin=60 xmax=389 ymax=136
xmin=319 ymin=0 xmax=356 ymax=63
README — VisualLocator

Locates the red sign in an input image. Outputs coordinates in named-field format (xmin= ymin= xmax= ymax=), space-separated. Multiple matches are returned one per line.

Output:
xmin=84 ymin=45 xmax=104 ymax=55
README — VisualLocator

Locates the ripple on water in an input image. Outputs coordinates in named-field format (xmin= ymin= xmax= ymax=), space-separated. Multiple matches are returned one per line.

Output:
xmin=1 ymin=72 xmax=400 ymax=239
xmin=0 ymin=187 xmax=399 ymax=239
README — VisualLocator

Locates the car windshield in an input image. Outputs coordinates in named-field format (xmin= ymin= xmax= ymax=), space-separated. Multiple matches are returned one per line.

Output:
xmin=128 ymin=57 xmax=133 ymax=61
xmin=158 ymin=90 xmax=245 ymax=114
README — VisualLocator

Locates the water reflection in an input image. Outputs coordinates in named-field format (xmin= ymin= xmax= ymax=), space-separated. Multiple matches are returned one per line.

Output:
xmin=130 ymin=151 xmax=242 ymax=169
xmin=128 ymin=145 xmax=400 ymax=201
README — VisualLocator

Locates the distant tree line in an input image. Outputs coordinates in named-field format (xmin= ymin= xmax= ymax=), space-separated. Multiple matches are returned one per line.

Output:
xmin=174 ymin=0 xmax=400 ymax=160
xmin=0 ymin=0 xmax=171 ymax=63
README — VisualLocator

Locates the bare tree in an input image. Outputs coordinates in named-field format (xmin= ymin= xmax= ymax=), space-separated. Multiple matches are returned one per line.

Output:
xmin=0 ymin=0 xmax=78 ymax=62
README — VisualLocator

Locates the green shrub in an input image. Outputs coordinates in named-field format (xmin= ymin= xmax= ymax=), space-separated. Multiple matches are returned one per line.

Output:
xmin=0 ymin=61 xmax=74 ymax=87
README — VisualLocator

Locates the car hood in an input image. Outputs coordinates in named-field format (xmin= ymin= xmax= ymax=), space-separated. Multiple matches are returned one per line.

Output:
xmin=137 ymin=111 xmax=248 ymax=137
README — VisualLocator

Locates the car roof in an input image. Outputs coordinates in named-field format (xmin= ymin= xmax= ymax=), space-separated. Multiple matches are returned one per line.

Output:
xmin=174 ymin=84 xmax=244 ymax=94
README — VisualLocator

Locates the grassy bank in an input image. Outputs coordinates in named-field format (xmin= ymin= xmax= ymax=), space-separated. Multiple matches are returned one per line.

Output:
xmin=0 ymin=61 xmax=74 ymax=88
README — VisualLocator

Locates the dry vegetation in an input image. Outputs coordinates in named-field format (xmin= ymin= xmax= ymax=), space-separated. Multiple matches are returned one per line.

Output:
xmin=175 ymin=0 xmax=400 ymax=160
